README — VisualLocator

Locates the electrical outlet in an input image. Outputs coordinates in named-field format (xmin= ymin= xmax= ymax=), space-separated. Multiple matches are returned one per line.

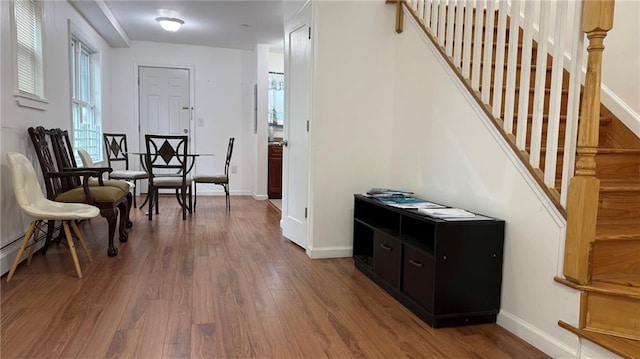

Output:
xmin=197 ymin=117 xmax=204 ymax=126
xmin=231 ymin=165 xmax=238 ymax=174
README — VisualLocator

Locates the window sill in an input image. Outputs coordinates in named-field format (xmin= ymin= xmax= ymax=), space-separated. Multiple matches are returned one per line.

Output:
xmin=14 ymin=93 xmax=49 ymax=111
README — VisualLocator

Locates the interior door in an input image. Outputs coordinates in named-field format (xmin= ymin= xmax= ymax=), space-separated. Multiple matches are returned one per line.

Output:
xmin=138 ymin=66 xmax=191 ymax=192
xmin=282 ymin=5 xmax=311 ymax=249
xmin=139 ymin=66 xmax=191 ymax=145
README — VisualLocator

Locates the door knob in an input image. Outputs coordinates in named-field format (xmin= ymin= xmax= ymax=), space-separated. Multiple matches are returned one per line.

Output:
xmin=280 ymin=140 xmax=288 ymax=147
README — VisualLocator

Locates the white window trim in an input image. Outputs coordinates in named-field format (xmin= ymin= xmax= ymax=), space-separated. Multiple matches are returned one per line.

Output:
xmin=69 ymin=21 xmax=103 ymax=163
xmin=11 ymin=0 xmax=48 ymax=110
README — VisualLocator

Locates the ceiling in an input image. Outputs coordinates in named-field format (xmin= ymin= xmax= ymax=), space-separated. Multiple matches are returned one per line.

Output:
xmin=69 ymin=0 xmax=285 ymax=51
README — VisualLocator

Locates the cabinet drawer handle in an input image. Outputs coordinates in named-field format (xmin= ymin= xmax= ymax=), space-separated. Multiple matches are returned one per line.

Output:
xmin=409 ymin=259 xmax=423 ymax=268
xmin=380 ymin=244 xmax=392 ymax=251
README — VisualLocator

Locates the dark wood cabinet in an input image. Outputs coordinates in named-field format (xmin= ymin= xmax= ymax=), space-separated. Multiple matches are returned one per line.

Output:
xmin=268 ymin=144 xmax=282 ymax=199
xmin=353 ymin=194 xmax=505 ymax=328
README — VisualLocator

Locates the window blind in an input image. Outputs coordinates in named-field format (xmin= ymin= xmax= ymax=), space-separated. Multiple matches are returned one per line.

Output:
xmin=15 ymin=0 xmax=43 ymax=97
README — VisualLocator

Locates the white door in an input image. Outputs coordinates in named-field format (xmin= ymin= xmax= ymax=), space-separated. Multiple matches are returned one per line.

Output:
xmin=138 ymin=66 xmax=191 ymax=193
xmin=139 ymin=66 xmax=191 ymax=147
xmin=282 ymin=5 xmax=311 ymax=249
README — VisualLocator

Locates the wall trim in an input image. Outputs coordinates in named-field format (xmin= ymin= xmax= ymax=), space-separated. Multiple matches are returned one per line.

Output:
xmin=601 ymin=83 xmax=640 ymax=138
xmin=306 ymin=245 xmax=352 ymax=259
xmin=498 ymin=311 xmax=577 ymax=358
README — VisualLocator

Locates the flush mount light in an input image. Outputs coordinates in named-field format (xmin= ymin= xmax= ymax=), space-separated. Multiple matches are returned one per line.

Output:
xmin=156 ymin=17 xmax=184 ymax=32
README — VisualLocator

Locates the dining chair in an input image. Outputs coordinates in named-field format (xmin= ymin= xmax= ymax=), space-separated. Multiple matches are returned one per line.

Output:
xmin=103 ymin=133 xmax=148 ymax=208
xmin=77 ymin=148 xmax=135 ymax=189
xmin=5 ymin=152 xmax=100 ymax=281
xmin=145 ymin=134 xmax=192 ymax=220
xmin=193 ymin=137 xmax=235 ymax=212
xmin=28 ymin=126 xmax=130 ymax=257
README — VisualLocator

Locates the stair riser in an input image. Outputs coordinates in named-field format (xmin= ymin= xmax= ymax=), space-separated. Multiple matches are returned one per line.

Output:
xmin=584 ymin=292 xmax=640 ymax=340
xmin=598 ymin=191 xmax=640 ymax=224
xmin=592 ymin=240 xmax=640 ymax=278
xmin=595 ymin=153 xmax=640 ymax=180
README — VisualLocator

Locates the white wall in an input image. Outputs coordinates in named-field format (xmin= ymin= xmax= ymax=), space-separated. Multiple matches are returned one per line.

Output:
xmin=308 ymin=1 xmax=396 ymax=257
xmin=392 ymin=14 xmax=581 ymax=357
xmin=0 ymin=0 xmax=112 ymax=275
xmin=601 ymin=0 xmax=640 ymax=135
xmin=109 ymin=41 xmax=265 ymax=198
xmin=269 ymin=51 xmax=284 ymax=73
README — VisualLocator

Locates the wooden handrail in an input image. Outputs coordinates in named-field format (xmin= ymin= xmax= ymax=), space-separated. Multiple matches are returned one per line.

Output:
xmin=563 ymin=0 xmax=614 ymax=285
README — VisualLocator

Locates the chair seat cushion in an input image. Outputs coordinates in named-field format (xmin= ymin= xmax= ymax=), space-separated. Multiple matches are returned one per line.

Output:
xmin=111 ymin=170 xmax=148 ymax=180
xmin=55 ymin=186 xmax=126 ymax=204
xmin=88 ymin=178 xmax=132 ymax=191
xmin=194 ymin=174 xmax=227 ymax=183
xmin=153 ymin=176 xmax=193 ymax=188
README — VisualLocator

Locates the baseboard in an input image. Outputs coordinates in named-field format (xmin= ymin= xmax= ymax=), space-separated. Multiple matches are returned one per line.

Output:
xmin=498 ymin=311 xmax=578 ymax=358
xmin=306 ymin=245 xmax=352 ymax=259
xmin=0 ymin=238 xmax=44 ymax=277
xmin=601 ymin=84 xmax=640 ymax=138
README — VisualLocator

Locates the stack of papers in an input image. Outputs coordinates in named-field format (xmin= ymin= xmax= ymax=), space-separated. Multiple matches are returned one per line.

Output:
xmin=418 ymin=207 xmax=476 ymax=218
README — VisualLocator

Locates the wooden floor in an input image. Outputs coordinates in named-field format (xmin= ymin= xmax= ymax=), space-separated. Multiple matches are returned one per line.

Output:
xmin=1 ymin=196 xmax=549 ymax=358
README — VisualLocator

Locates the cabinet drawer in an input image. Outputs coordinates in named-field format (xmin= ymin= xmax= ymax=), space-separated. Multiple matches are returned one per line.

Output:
xmin=402 ymin=245 xmax=435 ymax=312
xmin=373 ymin=231 xmax=401 ymax=288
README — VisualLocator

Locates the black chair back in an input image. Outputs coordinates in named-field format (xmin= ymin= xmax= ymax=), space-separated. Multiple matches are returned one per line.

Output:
xmin=224 ymin=138 xmax=235 ymax=176
xmin=103 ymin=133 xmax=132 ymax=170
xmin=144 ymin=134 xmax=189 ymax=183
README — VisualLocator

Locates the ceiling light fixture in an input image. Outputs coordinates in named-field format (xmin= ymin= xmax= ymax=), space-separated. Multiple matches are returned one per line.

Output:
xmin=156 ymin=17 xmax=184 ymax=32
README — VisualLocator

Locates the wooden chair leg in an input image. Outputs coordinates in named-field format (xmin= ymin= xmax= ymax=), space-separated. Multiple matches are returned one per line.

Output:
xmin=6 ymin=221 xmax=38 ymax=282
xmin=70 ymin=220 xmax=92 ymax=262
xmin=62 ymin=221 xmax=83 ymax=279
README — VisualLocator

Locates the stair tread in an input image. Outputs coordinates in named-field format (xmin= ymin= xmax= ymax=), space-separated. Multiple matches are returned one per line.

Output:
xmin=558 ymin=321 xmax=640 ymax=358
xmin=599 ymin=178 xmax=640 ymax=191
xmin=596 ymin=224 xmax=640 ymax=241
xmin=591 ymin=277 xmax=640 ymax=294
xmin=598 ymin=148 xmax=640 ymax=154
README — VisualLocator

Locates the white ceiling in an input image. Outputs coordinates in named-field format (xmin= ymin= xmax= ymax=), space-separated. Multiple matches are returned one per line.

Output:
xmin=70 ymin=0 xmax=285 ymax=51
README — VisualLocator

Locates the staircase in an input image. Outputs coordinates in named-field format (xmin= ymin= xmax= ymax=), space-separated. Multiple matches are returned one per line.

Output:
xmin=392 ymin=0 xmax=640 ymax=357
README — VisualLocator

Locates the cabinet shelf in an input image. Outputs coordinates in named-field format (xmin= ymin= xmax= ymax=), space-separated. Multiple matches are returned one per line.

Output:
xmin=352 ymin=194 xmax=505 ymax=328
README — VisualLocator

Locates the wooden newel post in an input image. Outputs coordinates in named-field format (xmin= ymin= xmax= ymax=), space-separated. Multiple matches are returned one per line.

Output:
xmin=563 ymin=0 xmax=614 ymax=285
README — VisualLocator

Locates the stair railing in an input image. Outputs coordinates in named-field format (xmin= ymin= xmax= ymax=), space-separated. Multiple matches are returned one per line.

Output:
xmin=393 ymin=0 xmax=613 ymax=285
xmin=397 ymin=0 xmax=587 ymax=210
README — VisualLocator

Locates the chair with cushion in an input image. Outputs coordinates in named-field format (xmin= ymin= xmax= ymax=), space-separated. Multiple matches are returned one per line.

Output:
xmin=28 ymin=126 xmax=130 ymax=257
xmin=78 ymin=148 xmax=135 ymax=190
xmin=103 ymin=133 xmax=148 ymax=208
xmin=193 ymin=137 xmax=235 ymax=212
xmin=5 ymin=152 xmax=99 ymax=281
xmin=49 ymin=129 xmax=132 ymax=226
xmin=145 ymin=134 xmax=192 ymax=220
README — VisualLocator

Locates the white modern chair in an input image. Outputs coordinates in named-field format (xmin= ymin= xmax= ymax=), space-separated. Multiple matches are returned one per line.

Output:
xmin=6 ymin=152 xmax=100 ymax=281
xmin=77 ymin=148 xmax=135 ymax=189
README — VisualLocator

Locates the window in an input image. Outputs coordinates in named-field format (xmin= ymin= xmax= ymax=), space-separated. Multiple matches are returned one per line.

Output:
xmin=14 ymin=0 xmax=46 ymax=104
xmin=71 ymin=37 xmax=102 ymax=163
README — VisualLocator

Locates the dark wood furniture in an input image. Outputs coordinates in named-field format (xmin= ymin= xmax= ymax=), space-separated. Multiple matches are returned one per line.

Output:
xmin=268 ymin=144 xmax=282 ymax=199
xmin=353 ymin=194 xmax=505 ymax=328
xmin=28 ymin=126 xmax=131 ymax=256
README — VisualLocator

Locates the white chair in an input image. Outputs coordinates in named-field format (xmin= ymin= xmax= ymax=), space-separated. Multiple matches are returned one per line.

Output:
xmin=5 ymin=152 xmax=100 ymax=281
xmin=77 ymin=148 xmax=135 ymax=189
